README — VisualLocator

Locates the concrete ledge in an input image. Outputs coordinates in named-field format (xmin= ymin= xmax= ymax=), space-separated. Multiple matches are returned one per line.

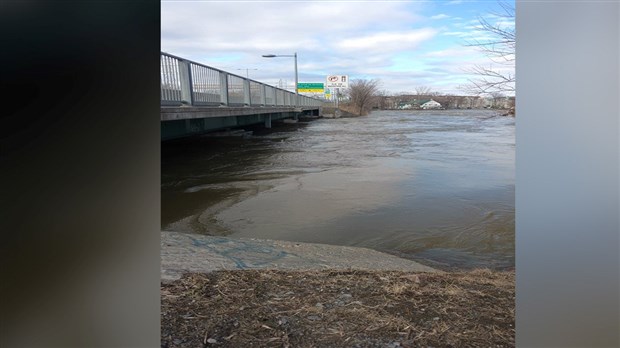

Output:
xmin=161 ymin=106 xmax=318 ymax=121
xmin=161 ymin=231 xmax=439 ymax=282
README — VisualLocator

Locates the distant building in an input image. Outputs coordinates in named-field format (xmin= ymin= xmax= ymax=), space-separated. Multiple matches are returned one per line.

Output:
xmin=420 ymin=99 xmax=442 ymax=109
xmin=384 ymin=95 xmax=489 ymax=110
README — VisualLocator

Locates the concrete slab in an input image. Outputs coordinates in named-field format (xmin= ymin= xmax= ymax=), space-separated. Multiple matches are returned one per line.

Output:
xmin=160 ymin=106 xmax=318 ymax=121
xmin=161 ymin=231 xmax=439 ymax=282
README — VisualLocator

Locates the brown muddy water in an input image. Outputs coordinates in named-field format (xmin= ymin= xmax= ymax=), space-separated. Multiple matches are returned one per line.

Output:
xmin=162 ymin=110 xmax=514 ymax=270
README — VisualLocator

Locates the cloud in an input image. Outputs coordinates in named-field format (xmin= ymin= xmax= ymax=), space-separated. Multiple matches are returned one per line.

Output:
xmin=423 ymin=47 xmax=478 ymax=58
xmin=494 ymin=20 xmax=515 ymax=29
xmin=161 ymin=0 xmax=513 ymax=95
xmin=336 ymin=28 xmax=437 ymax=53
xmin=441 ymin=31 xmax=471 ymax=37
xmin=431 ymin=14 xmax=450 ymax=20
xmin=161 ymin=1 xmax=423 ymax=57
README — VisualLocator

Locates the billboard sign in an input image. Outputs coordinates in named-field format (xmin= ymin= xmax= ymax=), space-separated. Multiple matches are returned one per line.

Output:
xmin=326 ymin=75 xmax=349 ymax=88
xmin=298 ymin=82 xmax=324 ymax=93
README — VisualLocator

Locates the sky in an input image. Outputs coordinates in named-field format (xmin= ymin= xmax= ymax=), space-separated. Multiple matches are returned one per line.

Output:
xmin=161 ymin=0 xmax=515 ymax=96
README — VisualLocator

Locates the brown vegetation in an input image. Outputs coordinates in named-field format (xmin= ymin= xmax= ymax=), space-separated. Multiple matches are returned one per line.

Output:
xmin=347 ymin=79 xmax=381 ymax=116
xmin=162 ymin=269 xmax=515 ymax=347
xmin=338 ymin=104 xmax=367 ymax=117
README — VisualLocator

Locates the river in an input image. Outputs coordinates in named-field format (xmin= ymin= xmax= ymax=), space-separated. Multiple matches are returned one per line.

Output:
xmin=162 ymin=109 xmax=515 ymax=270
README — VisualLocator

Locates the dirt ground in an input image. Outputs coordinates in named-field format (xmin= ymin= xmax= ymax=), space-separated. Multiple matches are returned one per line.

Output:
xmin=161 ymin=269 xmax=514 ymax=347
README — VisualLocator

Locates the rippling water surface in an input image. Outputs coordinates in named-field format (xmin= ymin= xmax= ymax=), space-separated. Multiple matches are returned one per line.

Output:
xmin=162 ymin=110 xmax=515 ymax=270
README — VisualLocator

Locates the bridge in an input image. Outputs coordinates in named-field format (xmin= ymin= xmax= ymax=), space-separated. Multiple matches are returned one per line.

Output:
xmin=161 ymin=52 xmax=324 ymax=140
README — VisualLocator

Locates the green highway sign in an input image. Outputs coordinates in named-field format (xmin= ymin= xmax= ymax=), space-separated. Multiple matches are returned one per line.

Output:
xmin=297 ymin=83 xmax=324 ymax=89
xmin=298 ymin=82 xmax=324 ymax=93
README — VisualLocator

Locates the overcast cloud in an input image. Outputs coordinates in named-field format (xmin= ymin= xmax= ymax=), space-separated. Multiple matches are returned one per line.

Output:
xmin=161 ymin=0 xmax=515 ymax=95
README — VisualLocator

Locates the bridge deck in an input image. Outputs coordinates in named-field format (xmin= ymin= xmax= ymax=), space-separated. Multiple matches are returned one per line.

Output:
xmin=161 ymin=106 xmax=318 ymax=121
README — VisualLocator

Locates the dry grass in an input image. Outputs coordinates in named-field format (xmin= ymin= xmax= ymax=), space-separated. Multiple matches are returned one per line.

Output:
xmin=337 ymin=104 xmax=364 ymax=116
xmin=161 ymin=269 xmax=515 ymax=348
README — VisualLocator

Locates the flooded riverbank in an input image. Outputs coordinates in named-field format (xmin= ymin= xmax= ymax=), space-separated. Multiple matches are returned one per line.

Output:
xmin=162 ymin=110 xmax=514 ymax=270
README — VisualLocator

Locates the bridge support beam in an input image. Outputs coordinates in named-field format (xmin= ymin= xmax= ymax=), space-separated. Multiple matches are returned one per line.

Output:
xmin=161 ymin=107 xmax=320 ymax=140
xmin=219 ymin=71 xmax=229 ymax=106
xmin=179 ymin=60 xmax=194 ymax=106
xmin=243 ymin=79 xmax=251 ymax=106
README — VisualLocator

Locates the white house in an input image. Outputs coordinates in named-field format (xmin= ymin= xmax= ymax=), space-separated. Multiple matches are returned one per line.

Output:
xmin=420 ymin=99 xmax=442 ymax=109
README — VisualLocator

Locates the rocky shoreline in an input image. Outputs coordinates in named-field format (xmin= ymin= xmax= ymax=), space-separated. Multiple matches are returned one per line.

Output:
xmin=161 ymin=232 xmax=515 ymax=347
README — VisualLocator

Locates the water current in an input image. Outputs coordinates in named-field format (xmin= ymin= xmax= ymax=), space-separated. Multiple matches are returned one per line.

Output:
xmin=162 ymin=109 xmax=515 ymax=270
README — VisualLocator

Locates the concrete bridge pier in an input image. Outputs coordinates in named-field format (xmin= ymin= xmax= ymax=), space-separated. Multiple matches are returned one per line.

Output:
xmin=264 ymin=114 xmax=272 ymax=128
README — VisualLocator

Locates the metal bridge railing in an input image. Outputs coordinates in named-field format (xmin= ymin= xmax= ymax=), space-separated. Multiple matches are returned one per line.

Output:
xmin=161 ymin=52 xmax=324 ymax=108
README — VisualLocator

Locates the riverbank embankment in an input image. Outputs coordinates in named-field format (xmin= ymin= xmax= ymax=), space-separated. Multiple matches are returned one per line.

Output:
xmin=321 ymin=106 xmax=360 ymax=118
xmin=161 ymin=232 xmax=514 ymax=347
xmin=161 ymin=231 xmax=439 ymax=283
xmin=162 ymin=240 xmax=515 ymax=347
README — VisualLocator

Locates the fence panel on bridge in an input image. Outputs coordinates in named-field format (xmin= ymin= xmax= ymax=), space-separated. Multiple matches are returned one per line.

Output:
xmin=250 ymin=81 xmax=263 ymax=105
xmin=227 ymin=74 xmax=245 ymax=106
xmin=161 ymin=52 xmax=323 ymax=108
xmin=161 ymin=55 xmax=182 ymax=102
xmin=189 ymin=63 xmax=221 ymax=105
xmin=265 ymin=86 xmax=275 ymax=106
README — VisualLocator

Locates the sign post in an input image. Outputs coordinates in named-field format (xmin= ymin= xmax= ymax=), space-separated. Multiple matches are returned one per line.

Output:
xmin=326 ymin=75 xmax=348 ymax=108
xmin=338 ymin=89 xmax=341 ymax=108
xmin=326 ymin=75 xmax=349 ymax=89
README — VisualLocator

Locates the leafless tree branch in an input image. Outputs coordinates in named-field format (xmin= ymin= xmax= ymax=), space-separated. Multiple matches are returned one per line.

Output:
xmin=414 ymin=86 xmax=433 ymax=96
xmin=347 ymin=79 xmax=381 ymax=116
xmin=462 ymin=1 xmax=515 ymax=96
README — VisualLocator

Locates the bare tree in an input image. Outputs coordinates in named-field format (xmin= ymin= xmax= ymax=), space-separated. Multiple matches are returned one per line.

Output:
xmin=462 ymin=1 xmax=515 ymax=95
xmin=374 ymin=89 xmax=388 ymax=109
xmin=414 ymin=86 xmax=433 ymax=96
xmin=347 ymin=79 xmax=380 ymax=115
xmin=439 ymin=94 xmax=459 ymax=109
xmin=490 ymin=91 xmax=506 ymax=108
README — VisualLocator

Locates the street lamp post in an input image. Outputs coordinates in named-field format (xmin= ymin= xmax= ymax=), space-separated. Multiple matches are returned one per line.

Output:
xmin=262 ymin=52 xmax=298 ymax=107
